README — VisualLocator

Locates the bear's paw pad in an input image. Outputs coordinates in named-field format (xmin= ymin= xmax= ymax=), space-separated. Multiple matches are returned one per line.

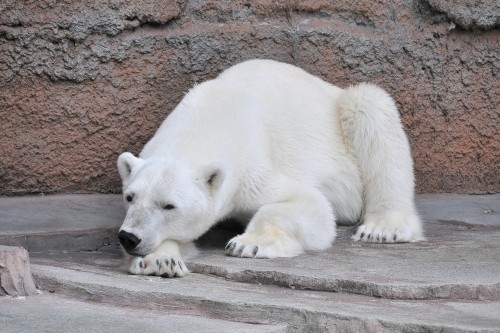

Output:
xmin=128 ymin=255 xmax=189 ymax=278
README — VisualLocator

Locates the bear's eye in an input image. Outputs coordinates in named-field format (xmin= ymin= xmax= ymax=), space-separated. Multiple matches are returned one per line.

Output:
xmin=126 ymin=195 xmax=134 ymax=203
xmin=162 ymin=204 xmax=175 ymax=210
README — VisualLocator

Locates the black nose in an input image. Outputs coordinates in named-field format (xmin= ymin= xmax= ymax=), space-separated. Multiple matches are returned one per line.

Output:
xmin=118 ymin=230 xmax=141 ymax=252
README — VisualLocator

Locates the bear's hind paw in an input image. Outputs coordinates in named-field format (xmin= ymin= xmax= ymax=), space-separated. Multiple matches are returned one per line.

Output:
xmin=352 ymin=213 xmax=423 ymax=243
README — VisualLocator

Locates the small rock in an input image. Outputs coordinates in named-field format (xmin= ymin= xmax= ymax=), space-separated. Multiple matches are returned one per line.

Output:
xmin=0 ymin=245 xmax=37 ymax=296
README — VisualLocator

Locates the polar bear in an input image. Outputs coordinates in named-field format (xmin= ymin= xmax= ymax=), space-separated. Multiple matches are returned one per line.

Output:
xmin=117 ymin=59 xmax=423 ymax=277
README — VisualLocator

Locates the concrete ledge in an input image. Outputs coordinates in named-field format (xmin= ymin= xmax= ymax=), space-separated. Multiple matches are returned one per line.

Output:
xmin=0 ymin=194 xmax=124 ymax=235
xmin=0 ymin=228 xmax=119 ymax=253
xmin=188 ymin=218 xmax=500 ymax=301
xmin=1 ymin=193 xmax=499 ymax=332
xmin=0 ymin=293 xmax=287 ymax=333
xmin=1 ymin=193 xmax=499 ymax=301
xmin=0 ymin=194 xmax=123 ymax=252
xmin=30 ymin=258 xmax=500 ymax=333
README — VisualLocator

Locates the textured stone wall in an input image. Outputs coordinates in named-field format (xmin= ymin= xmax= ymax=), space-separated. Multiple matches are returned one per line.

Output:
xmin=1 ymin=0 xmax=499 ymax=194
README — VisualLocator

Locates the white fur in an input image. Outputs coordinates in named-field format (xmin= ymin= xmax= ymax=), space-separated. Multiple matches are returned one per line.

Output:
xmin=117 ymin=59 xmax=423 ymax=277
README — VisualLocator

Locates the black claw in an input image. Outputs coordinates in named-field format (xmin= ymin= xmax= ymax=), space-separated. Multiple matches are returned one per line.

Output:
xmin=171 ymin=259 xmax=177 ymax=266
xmin=376 ymin=235 xmax=380 ymax=242
xmin=139 ymin=261 xmax=144 ymax=269
xmin=236 ymin=245 xmax=245 ymax=255
xmin=360 ymin=232 xmax=365 ymax=238
xmin=179 ymin=261 xmax=183 ymax=270
xmin=156 ymin=259 xmax=160 ymax=267
xmin=393 ymin=235 xmax=397 ymax=241
xmin=252 ymin=246 xmax=258 ymax=256
xmin=367 ymin=234 xmax=371 ymax=240
xmin=225 ymin=242 xmax=231 ymax=250
xmin=164 ymin=259 xmax=170 ymax=266
xmin=382 ymin=236 xmax=387 ymax=243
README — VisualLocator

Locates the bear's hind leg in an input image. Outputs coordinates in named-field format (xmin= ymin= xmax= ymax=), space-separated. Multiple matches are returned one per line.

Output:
xmin=226 ymin=183 xmax=336 ymax=258
xmin=337 ymin=83 xmax=423 ymax=243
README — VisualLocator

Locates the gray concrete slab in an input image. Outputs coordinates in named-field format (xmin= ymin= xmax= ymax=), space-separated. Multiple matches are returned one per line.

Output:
xmin=29 ymin=257 xmax=500 ymax=333
xmin=190 ymin=194 xmax=500 ymax=301
xmin=0 ymin=194 xmax=124 ymax=251
xmin=188 ymin=219 xmax=500 ymax=300
xmin=0 ymin=293 xmax=286 ymax=333
xmin=0 ymin=194 xmax=124 ymax=234
xmin=417 ymin=193 xmax=500 ymax=226
xmin=1 ymin=193 xmax=498 ymax=234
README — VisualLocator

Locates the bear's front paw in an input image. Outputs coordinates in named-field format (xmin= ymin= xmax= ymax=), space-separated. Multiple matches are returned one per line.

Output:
xmin=225 ymin=232 xmax=303 ymax=258
xmin=128 ymin=255 xmax=189 ymax=278
xmin=352 ymin=212 xmax=423 ymax=243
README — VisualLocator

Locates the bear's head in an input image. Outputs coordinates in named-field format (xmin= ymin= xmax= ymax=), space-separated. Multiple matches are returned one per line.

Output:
xmin=116 ymin=152 xmax=224 ymax=257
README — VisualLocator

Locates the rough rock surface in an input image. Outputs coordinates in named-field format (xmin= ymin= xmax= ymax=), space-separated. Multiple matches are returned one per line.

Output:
xmin=426 ymin=0 xmax=500 ymax=30
xmin=0 ymin=245 xmax=37 ymax=296
xmin=0 ymin=0 xmax=499 ymax=194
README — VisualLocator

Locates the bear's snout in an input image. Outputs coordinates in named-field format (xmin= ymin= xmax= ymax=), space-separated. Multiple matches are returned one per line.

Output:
xmin=118 ymin=230 xmax=141 ymax=252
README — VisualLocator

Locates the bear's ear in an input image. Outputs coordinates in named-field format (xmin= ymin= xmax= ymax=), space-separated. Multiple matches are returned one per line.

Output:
xmin=117 ymin=152 xmax=142 ymax=182
xmin=199 ymin=163 xmax=225 ymax=192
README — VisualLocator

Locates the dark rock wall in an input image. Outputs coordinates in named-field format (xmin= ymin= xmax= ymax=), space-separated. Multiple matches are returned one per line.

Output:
xmin=1 ymin=0 xmax=499 ymax=194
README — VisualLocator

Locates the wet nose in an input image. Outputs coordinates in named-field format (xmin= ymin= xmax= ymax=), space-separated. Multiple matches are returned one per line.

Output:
xmin=118 ymin=230 xmax=141 ymax=252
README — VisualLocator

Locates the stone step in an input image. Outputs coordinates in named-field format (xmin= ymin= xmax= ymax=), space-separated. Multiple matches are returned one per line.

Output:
xmin=0 ymin=194 xmax=123 ymax=252
xmin=1 ymin=193 xmax=499 ymax=248
xmin=1 ymin=194 xmax=500 ymax=301
xmin=188 ymin=224 xmax=500 ymax=301
xmin=29 ymin=254 xmax=500 ymax=333
xmin=0 ymin=293 xmax=286 ymax=333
